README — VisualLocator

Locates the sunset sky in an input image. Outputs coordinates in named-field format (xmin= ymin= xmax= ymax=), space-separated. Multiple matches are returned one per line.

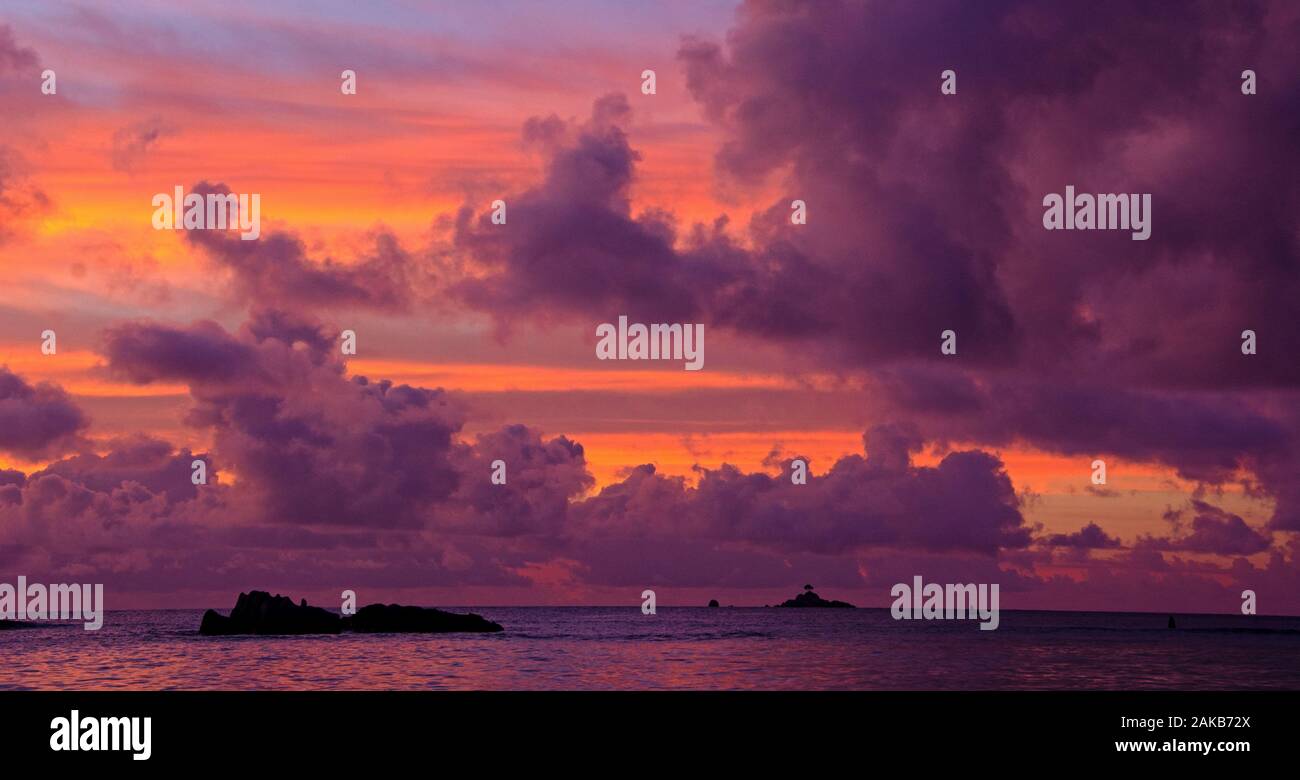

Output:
xmin=1 ymin=0 xmax=1298 ymax=612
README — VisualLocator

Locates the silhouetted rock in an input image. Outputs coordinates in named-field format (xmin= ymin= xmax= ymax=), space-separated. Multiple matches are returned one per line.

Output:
xmin=708 ymin=599 xmax=720 ymax=608
xmin=0 ymin=619 xmax=56 ymax=630
xmin=1167 ymin=615 xmax=1177 ymax=629
xmin=198 ymin=591 xmax=506 ymax=635
xmin=198 ymin=610 xmax=227 ymax=634
xmin=344 ymin=603 xmax=503 ymax=633
xmin=777 ymin=589 xmax=855 ymax=608
xmin=199 ymin=591 xmax=342 ymax=635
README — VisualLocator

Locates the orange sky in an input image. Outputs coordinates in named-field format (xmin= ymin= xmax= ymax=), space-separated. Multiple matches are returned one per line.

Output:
xmin=0 ymin=0 xmax=1280 ymax=595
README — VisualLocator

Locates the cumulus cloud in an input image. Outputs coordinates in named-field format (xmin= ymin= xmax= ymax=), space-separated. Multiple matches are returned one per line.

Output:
xmin=439 ymin=0 xmax=1300 ymax=533
xmin=570 ymin=424 xmax=1031 ymax=555
xmin=451 ymin=424 xmax=594 ymax=537
xmin=4 ymin=333 xmax=1297 ymax=610
xmin=6 ymin=3 xmax=1299 ymax=610
xmin=102 ymin=314 xmax=465 ymax=528
xmin=0 ymin=367 xmax=88 ymax=459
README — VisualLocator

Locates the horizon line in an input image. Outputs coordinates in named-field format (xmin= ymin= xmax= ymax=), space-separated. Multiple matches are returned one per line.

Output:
xmin=84 ymin=605 xmax=1300 ymax=618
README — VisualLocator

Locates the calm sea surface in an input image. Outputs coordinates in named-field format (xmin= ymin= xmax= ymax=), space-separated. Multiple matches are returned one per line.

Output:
xmin=3 ymin=608 xmax=1298 ymax=690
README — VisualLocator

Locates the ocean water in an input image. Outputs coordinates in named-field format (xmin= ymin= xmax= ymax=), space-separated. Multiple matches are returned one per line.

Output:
xmin=2 ymin=608 xmax=1298 ymax=690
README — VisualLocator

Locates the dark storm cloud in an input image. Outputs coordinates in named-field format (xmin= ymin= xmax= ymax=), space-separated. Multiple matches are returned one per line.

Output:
xmin=672 ymin=0 xmax=1299 ymax=383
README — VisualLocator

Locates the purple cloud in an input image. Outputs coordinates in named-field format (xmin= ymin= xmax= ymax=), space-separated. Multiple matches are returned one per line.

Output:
xmin=438 ymin=0 xmax=1300 ymax=533
xmin=185 ymin=182 xmax=425 ymax=313
xmin=1043 ymin=522 xmax=1123 ymax=549
xmin=0 ymin=367 xmax=88 ymax=459
xmin=570 ymin=424 xmax=1031 ymax=556
xmin=1140 ymin=500 xmax=1272 ymax=555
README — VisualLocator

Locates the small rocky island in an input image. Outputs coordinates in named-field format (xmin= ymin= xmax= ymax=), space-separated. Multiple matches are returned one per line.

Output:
xmin=348 ymin=603 xmax=503 ymax=633
xmin=776 ymin=584 xmax=856 ymax=609
xmin=0 ymin=619 xmax=57 ymax=630
xmin=199 ymin=591 xmax=503 ymax=635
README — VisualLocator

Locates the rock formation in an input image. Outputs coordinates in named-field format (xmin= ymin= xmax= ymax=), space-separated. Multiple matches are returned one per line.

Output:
xmin=199 ymin=591 xmax=503 ymax=635
xmin=199 ymin=591 xmax=342 ymax=635
xmin=776 ymin=588 xmax=855 ymax=608
xmin=343 ymin=603 xmax=502 ymax=633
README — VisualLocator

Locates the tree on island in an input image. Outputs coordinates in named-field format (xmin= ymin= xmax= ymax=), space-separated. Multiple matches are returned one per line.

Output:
xmin=778 ymin=584 xmax=855 ymax=608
